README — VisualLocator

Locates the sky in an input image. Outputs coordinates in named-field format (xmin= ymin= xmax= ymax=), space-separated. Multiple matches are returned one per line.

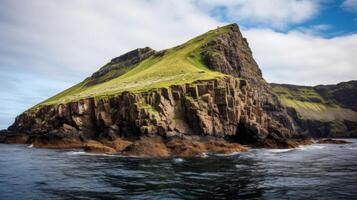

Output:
xmin=0 ymin=0 xmax=357 ymax=129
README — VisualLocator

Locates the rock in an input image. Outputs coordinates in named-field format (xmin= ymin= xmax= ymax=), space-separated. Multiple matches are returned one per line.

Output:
xmin=91 ymin=47 xmax=155 ymax=83
xmin=1 ymin=133 xmax=29 ymax=144
xmin=63 ymin=124 xmax=78 ymax=134
xmin=204 ymin=138 xmax=248 ymax=154
xmin=100 ymin=138 xmax=132 ymax=151
xmin=122 ymin=137 xmax=170 ymax=157
xmin=82 ymin=140 xmax=117 ymax=154
xmin=255 ymin=138 xmax=314 ymax=149
xmin=166 ymin=138 xmax=206 ymax=157
xmin=32 ymin=136 xmax=83 ymax=149
xmin=166 ymin=137 xmax=248 ymax=157
xmin=317 ymin=138 xmax=351 ymax=144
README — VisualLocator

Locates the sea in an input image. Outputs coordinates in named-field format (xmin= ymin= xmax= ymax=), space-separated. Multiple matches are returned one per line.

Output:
xmin=0 ymin=139 xmax=356 ymax=200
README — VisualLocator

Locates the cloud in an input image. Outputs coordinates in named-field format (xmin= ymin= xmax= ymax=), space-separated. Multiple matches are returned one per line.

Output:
xmin=0 ymin=0 xmax=220 ymax=80
xmin=342 ymin=0 xmax=357 ymax=12
xmin=196 ymin=0 xmax=320 ymax=29
xmin=0 ymin=71 xmax=72 ymax=129
xmin=243 ymin=28 xmax=357 ymax=85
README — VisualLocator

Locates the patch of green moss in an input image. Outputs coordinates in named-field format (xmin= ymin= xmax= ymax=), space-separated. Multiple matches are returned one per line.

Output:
xmin=137 ymin=99 xmax=158 ymax=115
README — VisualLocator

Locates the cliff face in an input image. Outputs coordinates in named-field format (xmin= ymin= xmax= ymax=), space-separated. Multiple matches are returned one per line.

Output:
xmin=5 ymin=24 xmax=298 ymax=146
xmin=200 ymin=24 xmax=296 ymax=135
xmin=272 ymin=81 xmax=357 ymax=137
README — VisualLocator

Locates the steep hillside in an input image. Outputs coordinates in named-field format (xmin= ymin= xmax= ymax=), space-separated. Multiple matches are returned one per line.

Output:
xmin=41 ymin=26 xmax=232 ymax=105
xmin=272 ymin=81 xmax=357 ymax=137
xmin=3 ymin=24 xmax=300 ymax=152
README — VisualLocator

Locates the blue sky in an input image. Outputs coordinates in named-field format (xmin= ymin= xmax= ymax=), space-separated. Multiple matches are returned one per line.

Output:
xmin=0 ymin=0 xmax=356 ymax=129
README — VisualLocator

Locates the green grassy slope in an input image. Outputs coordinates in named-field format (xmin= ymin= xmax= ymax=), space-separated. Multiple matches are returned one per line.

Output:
xmin=271 ymin=84 xmax=357 ymax=122
xmin=42 ymin=25 xmax=234 ymax=106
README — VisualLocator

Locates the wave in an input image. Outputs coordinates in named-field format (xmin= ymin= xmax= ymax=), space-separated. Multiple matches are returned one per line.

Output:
xmin=266 ymin=149 xmax=294 ymax=153
xmin=213 ymin=152 xmax=242 ymax=157
xmin=66 ymin=151 xmax=121 ymax=157
xmin=27 ymin=144 xmax=34 ymax=148
xmin=173 ymin=158 xmax=184 ymax=163
xmin=202 ymin=152 xmax=209 ymax=158
xmin=297 ymin=145 xmax=325 ymax=151
xmin=347 ymin=147 xmax=357 ymax=150
xmin=235 ymin=164 xmax=249 ymax=169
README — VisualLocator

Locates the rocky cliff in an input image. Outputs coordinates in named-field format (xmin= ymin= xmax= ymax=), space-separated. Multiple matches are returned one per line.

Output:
xmin=2 ymin=24 xmax=302 ymax=154
xmin=272 ymin=81 xmax=357 ymax=137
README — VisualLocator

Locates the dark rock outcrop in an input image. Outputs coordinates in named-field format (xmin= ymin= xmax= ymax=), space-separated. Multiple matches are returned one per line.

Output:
xmin=88 ymin=47 xmax=156 ymax=85
xmin=200 ymin=24 xmax=296 ymax=138
xmin=9 ymin=76 xmax=294 ymax=144
xmin=317 ymin=138 xmax=351 ymax=144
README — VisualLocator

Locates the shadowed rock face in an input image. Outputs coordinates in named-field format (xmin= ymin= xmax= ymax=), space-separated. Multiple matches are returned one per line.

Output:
xmin=8 ymin=77 xmax=294 ymax=145
xmin=201 ymin=24 xmax=296 ymax=138
xmin=4 ymin=24 xmax=300 ymax=151
xmin=88 ymin=47 xmax=156 ymax=85
xmin=92 ymin=47 xmax=155 ymax=79
xmin=201 ymin=25 xmax=262 ymax=87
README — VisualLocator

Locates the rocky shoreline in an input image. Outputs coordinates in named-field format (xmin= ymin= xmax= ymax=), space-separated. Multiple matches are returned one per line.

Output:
xmin=0 ymin=131 xmax=350 ymax=157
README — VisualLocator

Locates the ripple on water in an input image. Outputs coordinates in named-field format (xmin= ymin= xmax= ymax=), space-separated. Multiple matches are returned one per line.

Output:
xmin=297 ymin=145 xmax=326 ymax=151
xmin=173 ymin=158 xmax=184 ymax=163
xmin=0 ymin=140 xmax=356 ymax=199
xmin=265 ymin=149 xmax=294 ymax=153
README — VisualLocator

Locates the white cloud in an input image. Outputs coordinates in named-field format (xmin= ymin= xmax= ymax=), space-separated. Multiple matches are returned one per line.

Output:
xmin=342 ymin=0 xmax=357 ymax=11
xmin=243 ymin=29 xmax=357 ymax=85
xmin=0 ymin=0 xmax=220 ymax=80
xmin=197 ymin=0 xmax=319 ymax=29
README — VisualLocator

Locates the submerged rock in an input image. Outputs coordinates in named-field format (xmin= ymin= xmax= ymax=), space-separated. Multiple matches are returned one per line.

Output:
xmin=255 ymin=138 xmax=314 ymax=149
xmin=166 ymin=138 xmax=207 ymax=157
xmin=317 ymin=138 xmax=351 ymax=144
xmin=122 ymin=137 xmax=170 ymax=157
xmin=82 ymin=140 xmax=117 ymax=154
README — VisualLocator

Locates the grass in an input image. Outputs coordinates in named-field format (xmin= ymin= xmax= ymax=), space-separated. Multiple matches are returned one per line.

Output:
xmin=279 ymin=97 xmax=327 ymax=112
xmin=273 ymin=84 xmax=357 ymax=122
xmin=272 ymin=84 xmax=333 ymax=113
xmin=137 ymin=98 xmax=158 ymax=115
xmin=41 ymin=24 xmax=234 ymax=106
xmin=272 ymin=85 xmax=325 ymax=103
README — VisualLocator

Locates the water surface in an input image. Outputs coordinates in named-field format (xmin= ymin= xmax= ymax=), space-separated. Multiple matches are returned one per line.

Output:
xmin=0 ymin=139 xmax=356 ymax=199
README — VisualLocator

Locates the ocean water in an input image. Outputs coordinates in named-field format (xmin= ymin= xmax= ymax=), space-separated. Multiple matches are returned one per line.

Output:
xmin=0 ymin=140 xmax=356 ymax=200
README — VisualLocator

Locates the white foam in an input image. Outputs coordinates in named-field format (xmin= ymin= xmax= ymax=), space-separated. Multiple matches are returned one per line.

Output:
xmin=266 ymin=149 xmax=294 ymax=153
xmin=297 ymin=145 xmax=325 ymax=150
xmin=67 ymin=151 xmax=86 ymax=155
xmin=173 ymin=158 xmax=184 ymax=163
xmin=235 ymin=164 xmax=247 ymax=168
xmin=66 ymin=151 xmax=119 ymax=157
xmin=27 ymin=144 xmax=34 ymax=148
xmin=214 ymin=152 xmax=242 ymax=157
